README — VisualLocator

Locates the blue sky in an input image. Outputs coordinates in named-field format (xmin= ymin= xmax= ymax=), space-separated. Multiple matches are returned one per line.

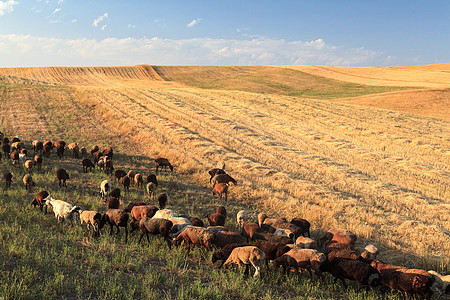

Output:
xmin=0 ymin=0 xmax=449 ymax=67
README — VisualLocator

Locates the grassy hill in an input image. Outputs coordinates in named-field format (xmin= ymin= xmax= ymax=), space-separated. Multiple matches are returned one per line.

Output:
xmin=0 ymin=64 xmax=449 ymax=299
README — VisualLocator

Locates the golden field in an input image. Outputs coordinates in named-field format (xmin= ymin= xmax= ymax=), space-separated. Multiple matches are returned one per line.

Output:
xmin=0 ymin=64 xmax=449 ymax=270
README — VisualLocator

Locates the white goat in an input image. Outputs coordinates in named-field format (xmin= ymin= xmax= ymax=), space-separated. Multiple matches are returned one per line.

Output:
xmin=44 ymin=196 xmax=80 ymax=224
xmin=100 ymin=180 xmax=111 ymax=201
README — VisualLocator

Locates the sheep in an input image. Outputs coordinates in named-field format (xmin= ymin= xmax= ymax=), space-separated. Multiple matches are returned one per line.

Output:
xmin=2 ymin=143 xmax=10 ymax=157
xmin=236 ymin=210 xmax=249 ymax=229
xmin=173 ymin=226 xmax=215 ymax=252
xmin=105 ymin=159 xmax=114 ymax=175
xmin=156 ymin=193 xmax=168 ymax=209
xmin=90 ymin=145 xmax=99 ymax=155
xmin=130 ymin=217 xmax=173 ymax=248
xmin=207 ymin=213 xmax=226 ymax=226
xmin=102 ymin=209 xmax=129 ymax=243
xmin=110 ymin=188 xmax=121 ymax=200
xmin=23 ymin=174 xmax=35 ymax=191
xmin=155 ymin=157 xmax=173 ymax=172
xmin=241 ymin=222 xmax=266 ymax=241
xmin=124 ymin=201 xmax=147 ymax=213
xmin=32 ymin=140 xmax=43 ymax=153
xmin=68 ymin=142 xmax=79 ymax=158
xmin=259 ymin=215 xmax=302 ymax=238
xmin=294 ymin=237 xmax=317 ymax=249
xmin=211 ymin=183 xmax=229 ymax=202
xmin=212 ymin=174 xmax=237 ymax=187
xmin=134 ymin=173 xmax=143 ymax=188
xmin=146 ymin=173 xmax=158 ymax=186
xmin=44 ymin=196 xmax=81 ymax=225
xmin=257 ymin=212 xmax=286 ymax=229
xmin=120 ymin=175 xmax=131 ymax=192
xmin=100 ymin=180 xmax=111 ymax=201
xmin=274 ymin=249 xmax=326 ymax=281
xmin=3 ymin=171 xmax=12 ymax=188
xmin=189 ymin=217 xmax=205 ymax=227
xmin=250 ymin=239 xmax=291 ymax=270
xmin=130 ymin=205 xmax=159 ymax=221
xmin=253 ymin=232 xmax=293 ymax=245
xmin=212 ymin=231 xmax=248 ymax=248
xmin=56 ymin=168 xmax=69 ymax=188
xmin=153 ymin=209 xmax=178 ymax=219
xmin=43 ymin=140 xmax=53 ymax=157
xmin=212 ymin=243 xmax=247 ymax=269
xmin=208 ymin=168 xmax=226 ymax=183
xmin=55 ymin=143 xmax=65 ymax=159
xmin=19 ymin=152 xmax=27 ymax=165
xmin=82 ymin=158 xmax=95 ymax=173
xmin=222 ymin=246 xmax=266 ymax=278
xmin=23 ymin=159 xmax=33 ymax=174
xmin=318 ymin=229 xmax=357 ymax=249
xmin=80 ymin=147 xmax=87 ymax=157
xmin=79 ymin=210 xmax=104 ymax=236
xmin=12 ymin=136 xmax=20 ymax=143
xmin=114 ymin=169 xmax=127 ymax=182
xmin=216 ymin=206 xmax=226 ymax=218
xmin=32 ymin=190 xmax=49 ymax=214
xmin=370 ymin=259 xmax=434 ymax=300
xmin=10 ymin=150 xmax=19 ymax=164
xmin=290 ymin=218 xmax=311 ymax=238
xmin=102 ymin=146 xmax=113 ymax=159
xmin=106 ymin=197 xmax=120 ymax=209
xmin=319 ymin=258 xmax=378 ymax=290
xmin=11 ymin=141 xmax=25 ymax=152
xmin=428 ymin=270 xmax=450 ymax=298
xmin=127 ymin=170 xmax=136 ymax=183
xmin=93 ymin=150 xmax=103 ymax=164
xmin=146 ymin=182 xmax=157 ymax=201
xmin=34 ymin=154 xmax=43 ymax=170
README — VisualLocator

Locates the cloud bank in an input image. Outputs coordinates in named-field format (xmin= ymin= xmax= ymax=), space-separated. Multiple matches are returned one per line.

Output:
xmin=0 ymin=34 xmax=388 ymax=67
xmin=0 ymin=0 xmax=18 ymax=15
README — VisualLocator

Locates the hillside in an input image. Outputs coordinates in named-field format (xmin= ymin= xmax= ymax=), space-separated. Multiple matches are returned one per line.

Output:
xmin=0 ymin=64 xmax=449 ymax=298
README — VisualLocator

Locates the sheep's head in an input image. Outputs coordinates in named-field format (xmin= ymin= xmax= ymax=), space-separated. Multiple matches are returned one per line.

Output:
xmin=43 ymin=195 xmax=54 ymax=205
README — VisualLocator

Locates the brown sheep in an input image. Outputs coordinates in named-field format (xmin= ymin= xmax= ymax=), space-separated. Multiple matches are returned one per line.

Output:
xmin=212 ymin=174 xmax=237 ymax=186
xmin=156 ymin=193 xmax=168 ymax=209
xmin=43 ymin=140 xmax=53 ymax=157
xmin=124 ymin=201 xmax=147 ymax=213
xmin=146 ymin=182 xmax=157 ymax=201
xmin=80 ymin=210 xmax=105 ymax=236
xmin=56 ymin=168 xmax=69 ymax=188
xmin=130 ymin=205 xmax=159 ymax=221
xmin=155 ymin=157 xmax=173 ymax=172
xmin=207 ymin=213 xmax=226 ymax=226
xmin=4 ymin=171 xmax=13 ymax=188
xmin=114 ymin=169 xmax=127 ymax=182
xmin=290 ymin=218 xmax=311 ymax=238
xmin=130 ymin=217 xmax=173 ymax=249
xmin=173 ymin=226 xmax=215 ymax=252
xmin=68 ymin=142 xmax=79 ymax=158
xmin=241 ymin=221 xmax=266 ymax=241
xmin=10 ymin=150 xmax=19 ymax=164
xmin=251 ymin=239 xmax=291 ymax=270
xmin=24 ymin=160 xmax=34 ymax=173
xmin=212 ymin=231 xmax=247 ymax=248
xmin=23 ymin=174 xmax=35 ymax=191
xmin=110 ymin=188 xmax=121 ymax=201
xmin=208 ymin=168 xmax=226 ymax=183
xmin=102 ymin=209 xmax=129 ymax=243
xmin=2 ymin=143 xmax=11 ymax=157
xmin=90 ymin=145 xmax=99 ymax=155
xmin=127 ymin=170 xmax=136 ymax=184
xmin=216 ymin=206 xmax=226 ymax=218
xmin=82 ymin=158 xmax=95 ymax=173
xmin=274 ymin=249 xmax=326 ymax=281
xmin=121 ymin=175 xmax=131 ymax=192
xmin=32 ymin=190 xmax=49 ymax=214
xmin=134 ymin=173 xmax=143 ymax=188
xmin=212 ymin=243 xmax=248 ymax=269
xmin=222 ymin=246 xmax=266 ymax=278
xmin=106 ymin=197 xmax=120 ymax=209
xmin=32 ymin=140 xmax=43 ymax=153
xmin=318 ymin=229 xmax=357 ymax=249
xmin=34 ymin=154 xmax=43 ymax=170
xmin=211 ymin=183 xmax=228 ymax=202
xmin=102 ymin=146 xmax=113 ymax=159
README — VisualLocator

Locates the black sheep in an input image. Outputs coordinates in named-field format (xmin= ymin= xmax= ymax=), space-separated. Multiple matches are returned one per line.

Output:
xmin=130 ymin=217 xmax=173 ymax=249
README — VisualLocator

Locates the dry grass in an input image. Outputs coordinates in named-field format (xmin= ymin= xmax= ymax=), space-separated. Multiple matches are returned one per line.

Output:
xmin=0 ymin=65 xmax=449 ymax=272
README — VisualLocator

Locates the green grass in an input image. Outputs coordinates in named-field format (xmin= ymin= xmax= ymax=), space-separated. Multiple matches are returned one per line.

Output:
xmin=158 ymin=66 xmax=412 ymax=99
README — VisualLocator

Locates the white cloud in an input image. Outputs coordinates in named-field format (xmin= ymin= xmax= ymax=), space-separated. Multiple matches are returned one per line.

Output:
xmin=51 ymin=8 xmax=60 ymax=15
xmin=101 ymin=25 xmax=107 ymax=31
xmin=128 ymin=24 xmax=136 ymax=29
xmin=0 ymin=0 xmax=18 ymax=16
xmin=93 ymin=12 xmax=108 ymax=27
xmin=0 ymin=34 xmax=386 ymax=67
xmin=187 ymin=18 xmax=202 ymax=28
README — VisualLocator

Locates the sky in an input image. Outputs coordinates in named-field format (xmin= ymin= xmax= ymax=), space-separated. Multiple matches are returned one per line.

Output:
xmin=0 ymin=0 xmax=449 ymax=67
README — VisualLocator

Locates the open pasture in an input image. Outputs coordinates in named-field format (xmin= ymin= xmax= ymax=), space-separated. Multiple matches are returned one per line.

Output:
xmin=0 ymin=64 xmax=448 ymax=298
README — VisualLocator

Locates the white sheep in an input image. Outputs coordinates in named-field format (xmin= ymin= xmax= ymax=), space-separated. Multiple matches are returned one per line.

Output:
xmin=44 ymin=196 xmax=80 ymax=224
xmin=19 ymin=153 xmax=27 ymax=164
xmin=274 ymin=228 xmax=295 ymax=241
xmin=236 ymin=210 xmax=248 ymax=229
xmin=222 ymin=246 xmax=266 ymax=278
xmin=100 ymin=180 xmax=111 ymax=200
xmin=153 ymin=209 xmax=178 ymax=220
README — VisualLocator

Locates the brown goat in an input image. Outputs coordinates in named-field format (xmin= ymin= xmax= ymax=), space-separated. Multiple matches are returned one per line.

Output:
xmin=211 ymin=183 xmax=228 ymax=202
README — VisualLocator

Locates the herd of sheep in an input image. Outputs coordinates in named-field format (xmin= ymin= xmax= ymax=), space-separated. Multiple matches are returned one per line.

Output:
xmin=1 ymin=131 xmax=449 ymax=299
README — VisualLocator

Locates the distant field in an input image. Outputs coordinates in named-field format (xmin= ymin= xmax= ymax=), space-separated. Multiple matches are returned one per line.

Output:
xmin=0 ymin=64 xmax=449 ymax=298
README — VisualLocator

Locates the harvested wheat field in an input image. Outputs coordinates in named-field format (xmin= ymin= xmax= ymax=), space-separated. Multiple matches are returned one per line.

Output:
xmin=0 ymin=64 xmax=449 ymax=298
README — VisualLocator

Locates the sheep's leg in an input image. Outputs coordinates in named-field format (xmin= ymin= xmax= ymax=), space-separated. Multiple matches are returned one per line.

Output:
xmin=165 ymin=237 xmax=172 ymax=249
xmin=124 ymin=227 xmax=128 ymax=243
xmin=109 ymin=224 xmax=114 ymax=235
xmin=251 ymin=261 xmax=261 ymax=278
xmin=265 ymin=259 xmax=270 ymax=271
xmin=138 ymin=233 xmax=145 ymax=244
xmin=146 ymin=232 xmax=150 ymax=244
